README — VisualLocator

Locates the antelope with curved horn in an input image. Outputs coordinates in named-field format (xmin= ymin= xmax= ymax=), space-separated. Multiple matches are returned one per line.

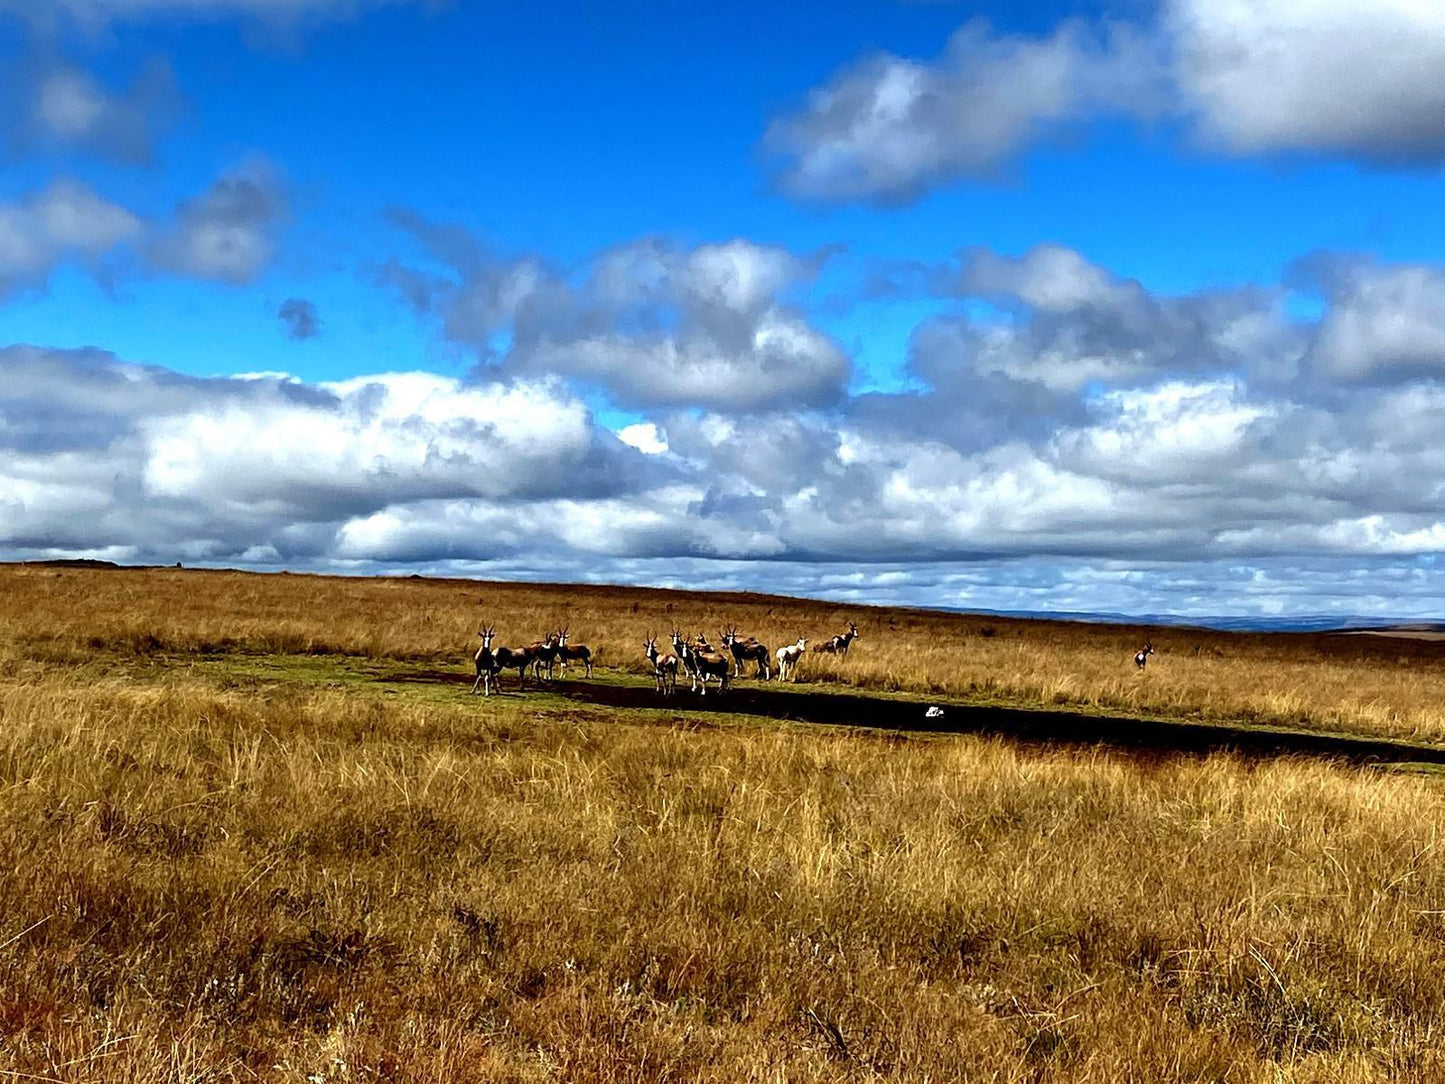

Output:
xmin=530 ymin=630 xmax=563 ymax=681
xmin=555 ymin=625 xmax=593 ymax=679
xmin=813 ymin=621 xmax=860 ymax=656
xmin=722 ymin=626 xmax=771 ymax=680
xmin=644 ymin=634 xmax=679 ymax=695
xmin=472 ymin=625 xmax=502 ymax=696
xmin=1134 ymin=640 xmax=1155 ymax=669
xmin=775 ymin=637 xmax=806 ymax=682
xmin=672 ymin=629 xmax=729 ymax=696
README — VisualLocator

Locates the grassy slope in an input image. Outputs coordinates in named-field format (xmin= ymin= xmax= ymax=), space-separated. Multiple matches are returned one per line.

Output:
xmin=2 ymin=566 xmax=1445 ymax=1079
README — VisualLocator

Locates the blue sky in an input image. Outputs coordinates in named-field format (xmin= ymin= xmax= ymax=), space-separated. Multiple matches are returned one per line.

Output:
xmin=4 ymin=0 xmax=1445 ymax=620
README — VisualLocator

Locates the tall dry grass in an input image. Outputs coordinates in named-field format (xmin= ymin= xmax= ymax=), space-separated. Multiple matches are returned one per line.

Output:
xmin=5 ymin=565 xmax=1445 ymax=742
xmin=2 ymin=672 xmax=1445 ymax=1080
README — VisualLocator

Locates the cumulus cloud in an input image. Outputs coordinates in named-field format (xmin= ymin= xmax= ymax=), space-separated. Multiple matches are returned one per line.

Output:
xmin=1300 ymin=259 xmax=1445 ymax=384
xmin=277 ymin=297 xmax=319 ymax=339
xmin=9 ymin=241 xmax=1445 ymax=619
xmin=384 ymin=222 xmax=852 ymax=413
xmin=766 ymin=19 xmax=1166 ymax=204
xmin=150 ymin=164 xmax=286 ymax=284
xmin=0 ymin=346 xmax=657 ymax=562
xmin=0 ymin=168 xmax=290 ymax=298
xmin=768 ymin=1 xmax=1445 ymax=204
xmin=1169 ymin=0 xmax=1445 ymax=162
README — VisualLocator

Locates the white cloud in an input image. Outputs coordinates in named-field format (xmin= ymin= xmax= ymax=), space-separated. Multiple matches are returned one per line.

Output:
xmin=384 ymin=226 xmax=852 ymax=413
xmin=766 ymin=19 xmax=1166 ymax=203
xmin=768 ymin=1 xmax=1445 ymax=204
xmin=1169 ymin=0 xmax=1445 ymax=161
xmin=9 ymin=241 xmax=1445 ymax=619
xmin=618 ymin=423 xmax=668 ymax=455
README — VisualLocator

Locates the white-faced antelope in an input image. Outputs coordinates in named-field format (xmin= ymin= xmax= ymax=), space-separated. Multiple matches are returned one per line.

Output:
xmin=775 ymin=637 xmax=806 ymax=682
xmin=672 ymin=629 xmax=729 ymax=696
xmin=530 ymin=630 xmax=563 ymax=681
xmin=721 ymin=626 xmax=771 ymax=680
xmin=672 ymin=629 xmax=700 ymax=692
xmin=1134 ymin=640 xmax=1155 ymax=669
xmin=555 ymin=626 xmax=593 ymax=679
xmin=813 ymin=621 xmax=859 ymax=656
xmin=472 ymin=625 xmax=502 ymax=696
xmin=644 ymin=634 xmax=679 ymax=695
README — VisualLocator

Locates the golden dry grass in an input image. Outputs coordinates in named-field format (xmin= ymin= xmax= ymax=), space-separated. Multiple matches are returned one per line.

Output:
xmin=6 ymin=564 xmax=1445 ymax=741
xmin=4 ymin=564 xmax=1445 ymax=1080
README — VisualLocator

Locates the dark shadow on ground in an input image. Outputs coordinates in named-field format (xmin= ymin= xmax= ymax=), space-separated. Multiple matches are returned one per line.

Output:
xmin=392 ymin=668 xmax=1445 ymax=766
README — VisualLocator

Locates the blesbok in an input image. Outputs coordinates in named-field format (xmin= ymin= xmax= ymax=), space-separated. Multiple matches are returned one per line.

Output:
xmin=530 ymin=631 xmax=563 ymax=680
xmin=722 ymin=626 xmax=771 ymax=680
xmin=555 ymin=626 xmax=593 ymax=679
xmin=813 ymin=621 xmax=860 ymax=656
xmin=775 ymin=637 xmax=806 ymax=682
xmin=1134 ymin=640 xmax=1155 ymax=669
xmin=672 ymin=629 xmax=729 ymax=696
xmin=492 ymin=635 xmax=538 ymax=691
xmin=644 ymin=634 xmax=679 ymax=695
xmin=472 ymin=625 xmax=502 ymax=696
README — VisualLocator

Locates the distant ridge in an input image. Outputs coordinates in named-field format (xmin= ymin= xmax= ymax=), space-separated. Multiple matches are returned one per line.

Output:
xmin=4 ymin=559 xmax=1438 ymax=634
xmin=938 ymin=606 xmax=1440 ymax=635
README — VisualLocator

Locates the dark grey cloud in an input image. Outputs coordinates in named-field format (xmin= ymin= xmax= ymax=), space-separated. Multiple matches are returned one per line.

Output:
xmin=767 ymin=2 xmax=1445 ymax=205
xmin=278 ymin=297 xmax=320 ymax=339
xmin=150 ymin=165 xmax=287 ymax=285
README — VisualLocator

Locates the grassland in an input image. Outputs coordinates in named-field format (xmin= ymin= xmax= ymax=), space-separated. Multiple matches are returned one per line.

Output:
xmin=3 ymin=564 xmax=1445 ymax=1080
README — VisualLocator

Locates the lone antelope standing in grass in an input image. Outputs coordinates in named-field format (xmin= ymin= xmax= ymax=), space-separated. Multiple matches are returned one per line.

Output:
xmin=722 ymin=626 xmax=771 ymax=680
xmin=813 ymin=621 xmax=859 ymax=656
xmin=472 ymin=625 xmax=502 ymax=696
xmin=555 ymin=626 xmax=593 ymax=679
xmin=644 ymin=634 xmax=679 ymax=695
xmin=1134 ymin=640 xmax=1155 ymax=669
xmin=775 ymin=637 xmax=806 ymax=682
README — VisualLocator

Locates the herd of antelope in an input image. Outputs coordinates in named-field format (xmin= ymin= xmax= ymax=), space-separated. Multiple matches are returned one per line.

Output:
xmin=471 ymin=620 xmax=861 ymax=697
xmin=471 ymin=624 xmax=592 ymax=696
xmin=472 ymin=619 xmax=1160 ymax=697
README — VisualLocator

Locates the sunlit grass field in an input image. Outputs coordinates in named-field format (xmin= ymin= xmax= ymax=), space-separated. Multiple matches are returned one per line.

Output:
xmin=3 ymin=564 xmax=1445 ymax=1080
xmin=8 ymin=563 xmax=1445 ymax=742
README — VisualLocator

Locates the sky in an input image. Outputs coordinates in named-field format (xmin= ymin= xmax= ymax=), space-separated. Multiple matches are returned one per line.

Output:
xmin=3 ymin=0 xmax=1445 ymax=621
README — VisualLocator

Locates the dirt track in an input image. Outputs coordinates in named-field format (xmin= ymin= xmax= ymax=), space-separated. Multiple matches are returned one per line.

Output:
xmin=459 ymin=673 xmax=1445 ymax=767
